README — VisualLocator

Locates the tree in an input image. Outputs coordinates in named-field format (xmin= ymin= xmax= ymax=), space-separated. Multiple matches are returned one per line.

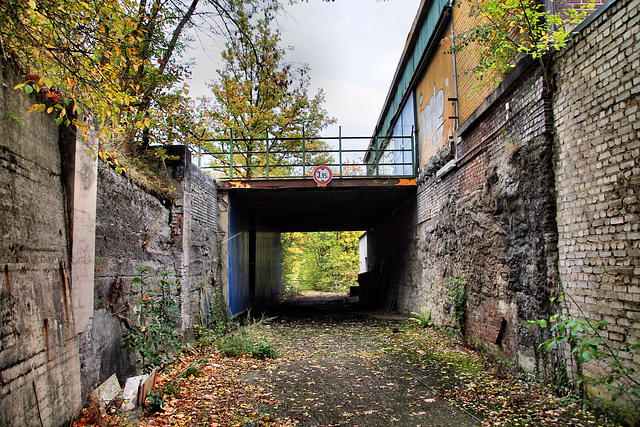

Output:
xmin=199 ymin=0 xmax=335 ymax=178
xmin=452 ymin=0 xmax=596 ymax=90
xmin=282 ymin=231 xmax=361 ymax=293
xmin=0 ymin=0 xmax=267 ymax=156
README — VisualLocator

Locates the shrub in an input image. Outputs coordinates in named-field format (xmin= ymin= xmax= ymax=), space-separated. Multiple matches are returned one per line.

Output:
xmin=122 ymin=266 xmax=183 ymax=372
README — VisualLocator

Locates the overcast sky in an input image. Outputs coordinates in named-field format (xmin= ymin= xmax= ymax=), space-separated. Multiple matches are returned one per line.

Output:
xmin=187 ymin=0 xmax=422 ymax=136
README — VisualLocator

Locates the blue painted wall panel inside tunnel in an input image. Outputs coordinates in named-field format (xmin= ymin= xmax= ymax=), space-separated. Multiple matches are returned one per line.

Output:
xmin=228 ymin=197 xmax=250 ymax=316
xmin=228 ymin=196 xmax=283 ymax=317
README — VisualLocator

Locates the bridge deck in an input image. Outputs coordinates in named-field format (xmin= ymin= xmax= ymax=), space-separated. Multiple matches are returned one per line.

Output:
xmin=219 ymin=177 xmax=416 ymax=232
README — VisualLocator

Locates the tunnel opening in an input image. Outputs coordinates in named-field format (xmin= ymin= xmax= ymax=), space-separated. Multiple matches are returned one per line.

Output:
xmin=221 ymin=177 xmax=416 ymax=318
xmin=275 ymin=230 xmax=363 ymax=314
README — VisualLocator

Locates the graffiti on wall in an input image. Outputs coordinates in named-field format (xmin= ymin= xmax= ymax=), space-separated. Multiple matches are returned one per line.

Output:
xmin=416 ymin=26 xmax=454 ymax=167
xmin=419 ymin=83 xmax=446 ymax=153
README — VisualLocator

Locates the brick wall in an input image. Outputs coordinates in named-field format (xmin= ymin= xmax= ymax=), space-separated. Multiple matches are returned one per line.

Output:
xmin=0 ymin=62 xmax=82 ymax=426
xmin=185 ymin=166 xmax=220 ymax=334
xmin=552 ymin=0 xmax=640 ymax=394
xmin=374 ymin=63 xmax=560 ymax=370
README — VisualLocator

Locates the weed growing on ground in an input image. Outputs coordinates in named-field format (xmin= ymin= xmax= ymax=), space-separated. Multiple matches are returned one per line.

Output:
xmin=219 ymin=315 xmax=278 ymax=360
xmin=409 ymin=307 xmax=434 ymax=328
xmin=444 ymin=277 xmax=467 ymax=332
xmin=527 ymin=294 xmax=640 ymax=422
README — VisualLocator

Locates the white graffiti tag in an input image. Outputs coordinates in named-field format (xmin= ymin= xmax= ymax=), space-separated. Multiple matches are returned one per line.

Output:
xmin=419 ymin=84 xmax=445 ymax=150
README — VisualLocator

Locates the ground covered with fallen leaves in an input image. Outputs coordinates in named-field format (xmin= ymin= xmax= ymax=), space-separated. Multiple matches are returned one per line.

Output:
xmin=77 ymin=307 xmax=625 ymax=427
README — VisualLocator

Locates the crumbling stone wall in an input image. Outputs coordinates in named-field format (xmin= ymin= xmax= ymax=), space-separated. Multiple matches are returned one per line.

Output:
xmin=426 ymin=66 xmax=557 ymax=369
xmin=81 ymin=148 xmax=219 ymax=401
xmin=368 ymin=63 xmax=560 ymax=370
xmin=0 ymin=63 xmax=83 ymax=426
xmin=80 ymin=161 xmax=180 ymax=398
xmin=552 ymin=0 xmax=640 ymax=393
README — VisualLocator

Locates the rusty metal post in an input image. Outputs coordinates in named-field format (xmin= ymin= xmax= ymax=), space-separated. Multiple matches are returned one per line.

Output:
xmin=302 ymin=126 xmax=306 ymax=177
xmin=229 ymin=131 xmax=234 ymax=179
xmin=339 ymin=126 xmax=343 ymax=177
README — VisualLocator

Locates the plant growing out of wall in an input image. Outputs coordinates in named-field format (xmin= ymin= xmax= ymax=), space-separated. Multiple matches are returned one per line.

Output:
xmin=445 ymin=277 xmax=467 ymax=333
xmin=527 ymin=295 xmax=640 ymax=403
xmin=451 ymin=0 xmax=596 ymax=90
xmin=122 ymin=266 xmax=183 ymax=373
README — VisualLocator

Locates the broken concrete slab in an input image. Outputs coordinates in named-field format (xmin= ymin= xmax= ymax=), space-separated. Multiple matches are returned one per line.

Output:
xmin=122 ymin=375 xmax=146 ymax=411
xmin=90 ymin=374 xmax=120 ymax=409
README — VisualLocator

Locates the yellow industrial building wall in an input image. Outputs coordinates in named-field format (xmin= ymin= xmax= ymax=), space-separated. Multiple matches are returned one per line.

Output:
xmin=416 ymin=26 xmax=456 ymax=167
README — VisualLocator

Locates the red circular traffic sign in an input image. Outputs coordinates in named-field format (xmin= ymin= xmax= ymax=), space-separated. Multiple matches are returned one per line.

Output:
xmin=313 ymin=165 xmax=333 ymax=185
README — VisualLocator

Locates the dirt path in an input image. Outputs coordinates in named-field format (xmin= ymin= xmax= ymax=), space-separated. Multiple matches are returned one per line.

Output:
xmin=242 ymin=312 xmax=480 ymax=427
xmin=83 ymin=295 xmax=622 ymax=427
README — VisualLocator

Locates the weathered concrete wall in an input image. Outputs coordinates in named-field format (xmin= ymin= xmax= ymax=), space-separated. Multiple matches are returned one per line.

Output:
xmin=0 ymin=63 xmax=85 ymax=426
xmin=552 ymin=0 xmax=640 ymax=395
xmin=81 ymin=161 xmax=178 ymax=396
xmin=80 ymin=148 xmax=219 ymax=400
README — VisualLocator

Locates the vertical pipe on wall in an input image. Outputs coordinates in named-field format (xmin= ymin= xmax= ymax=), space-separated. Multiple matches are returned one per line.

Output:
xmin=449 ymin=5 xmax=460 ymax=147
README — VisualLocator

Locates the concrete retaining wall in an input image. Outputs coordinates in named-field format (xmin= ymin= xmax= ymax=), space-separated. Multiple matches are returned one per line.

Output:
xmin=81 ymin=147 xmax=220 ymax=400
xmin=0 ymin=62 xmax=86 ymax=427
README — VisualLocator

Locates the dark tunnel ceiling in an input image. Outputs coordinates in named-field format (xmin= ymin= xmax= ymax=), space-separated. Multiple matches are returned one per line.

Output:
xmin=219 ymin=178 xmax=417 ymax=232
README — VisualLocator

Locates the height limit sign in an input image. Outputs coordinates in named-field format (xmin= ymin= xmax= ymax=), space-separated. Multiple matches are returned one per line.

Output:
xmin=313 ymin=165 xmax=333 ymax=185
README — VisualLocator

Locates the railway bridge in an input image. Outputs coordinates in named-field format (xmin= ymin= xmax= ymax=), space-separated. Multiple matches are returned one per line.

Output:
xmin=199 ymin=130 xmax=418 ymax=314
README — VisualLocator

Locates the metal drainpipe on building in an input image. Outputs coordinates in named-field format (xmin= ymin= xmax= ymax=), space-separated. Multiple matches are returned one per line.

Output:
xmin=449 ymin=1 xmax=460 ymax=164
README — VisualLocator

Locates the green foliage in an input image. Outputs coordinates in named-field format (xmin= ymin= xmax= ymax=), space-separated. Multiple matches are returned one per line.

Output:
xmin=160 ymin=382 xmax=180 ymax=397
xmin=183 ymin=365 xmax=202 ymax=378
xmin=122 ymin=266 xmax=183 ymax=373
xmin=196 ymin=302 xmax=278 ymax=360
xmin=1 ymin=0 xmax=201 ymax=142
xmin=445 ymin=277 xmax=467 ymax=331
xmin=452 ymin=0 xmax=596 ymax=89
xmin=219 ymin=326 xmax=277 ymax=360
xmin=409 ymin=307 xmax=434 ymax=328
xmin=282 ymin=281 xmax=302 ymax=299
xmin=281 ymin=231 xmax=361 ymax=293
xmin=199 ymin=0 xmax=335 ymax=178
xmin=527 ymin=295 xmax=640 ymax=403
xmin=195 ymin=283 xmax=237 ymax=350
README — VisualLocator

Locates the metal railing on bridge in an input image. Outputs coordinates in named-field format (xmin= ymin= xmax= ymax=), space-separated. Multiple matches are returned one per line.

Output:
xmin=195 ymin=128 xmax=416 ymax=180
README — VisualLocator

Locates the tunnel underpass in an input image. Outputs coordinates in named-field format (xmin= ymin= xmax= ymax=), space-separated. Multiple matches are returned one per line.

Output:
xmin=218 ymin=177 xmax=416 ymax=315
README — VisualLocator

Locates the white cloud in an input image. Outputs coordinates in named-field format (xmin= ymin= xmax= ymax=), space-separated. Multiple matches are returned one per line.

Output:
xmin=187 ymin=0 xmax=422 ymax=133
